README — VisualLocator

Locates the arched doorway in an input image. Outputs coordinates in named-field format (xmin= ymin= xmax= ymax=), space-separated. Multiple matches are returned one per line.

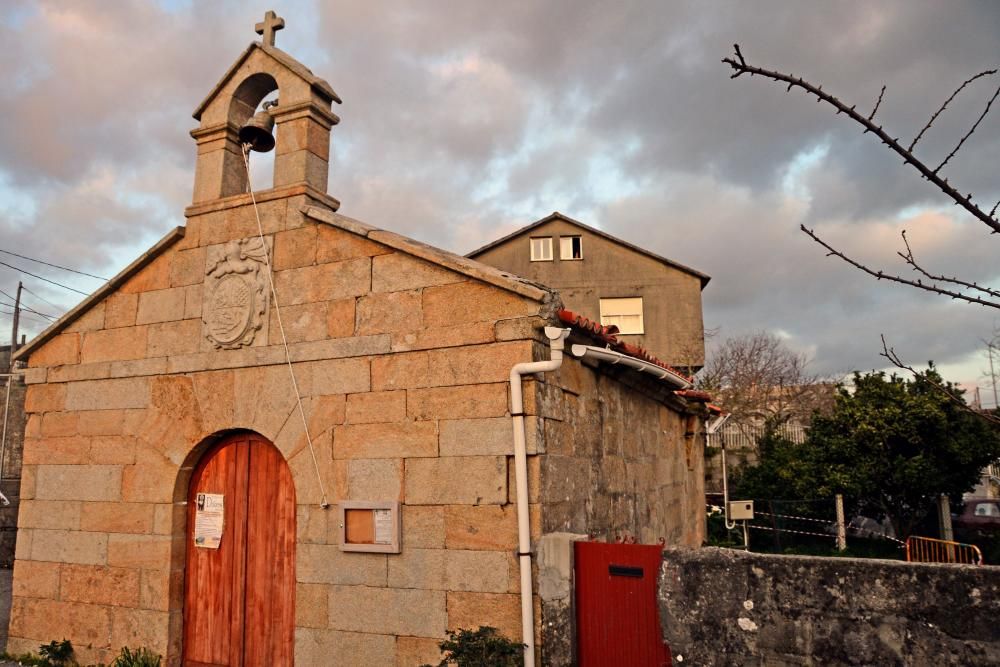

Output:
xmin=183 ymin=431 xmax=296 ymax=667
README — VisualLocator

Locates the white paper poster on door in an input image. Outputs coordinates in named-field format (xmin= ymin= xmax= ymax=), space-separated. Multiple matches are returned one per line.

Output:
xmin=194 ymin=493 xmax=225 ymax=549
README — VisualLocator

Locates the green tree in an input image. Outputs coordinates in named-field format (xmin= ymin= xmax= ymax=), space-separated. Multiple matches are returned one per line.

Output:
xmin=736 ymin=366 xmax=1000 ymax=537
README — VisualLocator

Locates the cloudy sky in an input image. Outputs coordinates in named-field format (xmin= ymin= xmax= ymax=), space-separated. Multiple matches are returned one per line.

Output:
xmin=2 ymin=1 xmax=1000 ymax=402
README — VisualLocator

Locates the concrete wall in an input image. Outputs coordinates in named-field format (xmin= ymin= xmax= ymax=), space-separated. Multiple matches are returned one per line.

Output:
xmin=659 ymin=547 xmax=1000 ymax=666
xmin=472 ymin=217 xmax=706 ymax=369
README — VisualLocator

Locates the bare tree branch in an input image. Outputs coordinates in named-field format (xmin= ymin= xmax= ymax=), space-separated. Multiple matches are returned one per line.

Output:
xmin=723 ymin=45 xmax=1000 ymax=429
xmin=909 ymin=69 xmax=997 ymax=151
xmin=896 ymin=229 xmax=1000 ymax=299
xmin=800 ymin=224 xmax=1000 ymax=308
xmin=933 ymin=83 xmax=1000 ymax=174
xmin=722 ymin=45 xmax=1000 ymax=234
xmin=880 ymin=335 xmax=1000 ymax=426
xmin=868 ymin=85 xmax=886 ymax=122
xmin=698 ymin=331 xmax=834 ymax=436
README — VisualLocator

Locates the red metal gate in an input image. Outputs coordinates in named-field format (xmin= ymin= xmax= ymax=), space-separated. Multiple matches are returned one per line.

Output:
xmin=575 ymin=540 xmax=671 ymax=666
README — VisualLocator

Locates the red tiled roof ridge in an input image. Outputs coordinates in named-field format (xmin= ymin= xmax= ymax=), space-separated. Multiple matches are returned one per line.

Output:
xmin=556 ymin=309 xmax=694 ymax=384
xmin=674 ymin=388 xmax=713 ymax=402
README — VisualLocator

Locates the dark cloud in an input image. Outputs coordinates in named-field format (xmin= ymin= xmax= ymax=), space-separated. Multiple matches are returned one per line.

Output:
xmin=1 ymin=0 xmax=998 ymax=387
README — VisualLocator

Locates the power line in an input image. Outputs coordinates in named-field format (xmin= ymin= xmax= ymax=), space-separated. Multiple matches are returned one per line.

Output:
xmin=0 ymin=299 xmax=54 ymax=320
xmin=0 ymin=260 xmax=89 ymax=295
xmin=18 ymin=299 xmax=57 ymax=319
xmin=0 ymin=248 xmax=107 ymax=281
xmin=21 ymin=285 xmax=64 ymax=312
xmin=0 ymin=290 xmax=56 ymax=320
xmin=13 ymin=291 xmax=61 ymax=319
xmin=0 ymin=307 xmax=48 ymax=324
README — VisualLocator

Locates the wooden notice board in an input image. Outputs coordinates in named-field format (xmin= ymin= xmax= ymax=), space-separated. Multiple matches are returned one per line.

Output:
xmin=339 ymin=501 xmax=401 ymax=553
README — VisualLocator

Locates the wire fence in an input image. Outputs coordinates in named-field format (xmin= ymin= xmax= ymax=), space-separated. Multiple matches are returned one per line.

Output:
xmin=707 ymin=496 xmax=906 ymax=558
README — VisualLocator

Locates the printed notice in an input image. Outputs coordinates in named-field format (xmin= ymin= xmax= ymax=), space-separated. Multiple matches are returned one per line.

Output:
xmin=373 ymin=508 xmax=393 ymax=545
xmin=194 ymin=493 xmax=224 ymax=549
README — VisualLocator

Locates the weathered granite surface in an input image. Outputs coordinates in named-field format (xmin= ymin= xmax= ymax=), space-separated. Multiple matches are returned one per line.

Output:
xmin=660 ymin=547 xmax=1000 ymax=666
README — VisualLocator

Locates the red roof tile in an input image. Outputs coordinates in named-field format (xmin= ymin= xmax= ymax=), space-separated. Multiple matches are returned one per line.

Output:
xmin=674 ymin=389 xmax=713 ymax=402
xmin=557 ymin=309 xmax=695 ymax=384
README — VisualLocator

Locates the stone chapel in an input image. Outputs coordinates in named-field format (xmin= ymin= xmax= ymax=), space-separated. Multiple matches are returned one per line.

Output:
xmin=7 ymin=14 xmax=709 ymax=667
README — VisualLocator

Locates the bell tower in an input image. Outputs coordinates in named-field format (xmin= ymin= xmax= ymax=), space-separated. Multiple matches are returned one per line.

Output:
xmin=187 ymin=10 xmax=341 ymax=210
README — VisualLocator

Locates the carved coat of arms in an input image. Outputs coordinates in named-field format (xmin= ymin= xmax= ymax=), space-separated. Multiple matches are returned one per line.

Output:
xmin=203 ymin=237 xmax=269 ymax=349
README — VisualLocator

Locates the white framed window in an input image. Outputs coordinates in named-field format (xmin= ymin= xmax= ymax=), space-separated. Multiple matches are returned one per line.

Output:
xmin=560 ymin=235 xmax=583 ymax=260
xmin=530 ymin=237 xmax=553 ymax=261
xmin=600 ymin=297 xmax=644 ymax=334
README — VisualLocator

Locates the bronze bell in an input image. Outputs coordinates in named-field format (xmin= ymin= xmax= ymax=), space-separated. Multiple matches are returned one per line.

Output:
xmin=239 ymin=108 xmax=276 ymax=153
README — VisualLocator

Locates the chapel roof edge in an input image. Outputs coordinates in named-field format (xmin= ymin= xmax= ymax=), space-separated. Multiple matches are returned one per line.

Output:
xmin=12 ymin=226 xmax=187 ymax=362
xmin=301 ymin=206 xmax=555 ymax=302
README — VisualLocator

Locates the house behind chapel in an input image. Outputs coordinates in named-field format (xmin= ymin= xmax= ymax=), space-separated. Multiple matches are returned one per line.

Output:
xmin=468 ymin=212 xmax=710 ymax=371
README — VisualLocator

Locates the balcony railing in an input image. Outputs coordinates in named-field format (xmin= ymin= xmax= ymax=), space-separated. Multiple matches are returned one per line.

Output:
xmin=705 ymin=422 xmax=807 ymax=450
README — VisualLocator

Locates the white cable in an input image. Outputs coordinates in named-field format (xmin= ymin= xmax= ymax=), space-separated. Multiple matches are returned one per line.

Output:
xmin=242 ymin=146 xmax=330 ymax=508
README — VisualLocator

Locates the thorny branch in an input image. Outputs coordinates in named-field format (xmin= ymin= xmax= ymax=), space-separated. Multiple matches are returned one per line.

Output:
xmin=800 ymin=225 xmax=1000 ymax=309
xmin=933 ymin=83 xmax=1000 ymax=174
xmin=880 ymin=335 xmax=1000 ymax=426
xmin=724 ymin=44 xmax=1000 ymax=308
xmin=909 ymin=69 xmax=997 ymax=151
xmin=722 ymin=44 xmax=1000 ymax=235
xmin=897 ymin=230 xmax=1000 ymax=300
xmin=868 ymin=85 xmax=886 ymax=122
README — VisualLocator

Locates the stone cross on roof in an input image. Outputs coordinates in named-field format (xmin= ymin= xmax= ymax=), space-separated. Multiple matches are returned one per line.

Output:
xmin=255 ymin=10 xmax=285 ymax=47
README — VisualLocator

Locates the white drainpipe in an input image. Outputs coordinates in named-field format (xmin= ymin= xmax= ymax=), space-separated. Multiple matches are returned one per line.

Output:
xmin=509 ymin=326 xmax=570 ymax=667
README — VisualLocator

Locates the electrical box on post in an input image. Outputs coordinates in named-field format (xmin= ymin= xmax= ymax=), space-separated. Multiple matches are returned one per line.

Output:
xmin=729 ymin=500 xmax=754 ymax=521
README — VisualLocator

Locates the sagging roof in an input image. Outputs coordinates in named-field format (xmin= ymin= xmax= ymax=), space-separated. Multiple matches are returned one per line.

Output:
xmin=466 ymin=211 xmax=711 ymax=288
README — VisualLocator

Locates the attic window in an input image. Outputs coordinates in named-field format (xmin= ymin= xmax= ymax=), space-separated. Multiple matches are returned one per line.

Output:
xmin=600 ymin=297 xmax=644 ymax=334
xmin=530 ymin=237 xmax=553 ymax=262
xmin=560 ymin=235 xmax=583 ymax=260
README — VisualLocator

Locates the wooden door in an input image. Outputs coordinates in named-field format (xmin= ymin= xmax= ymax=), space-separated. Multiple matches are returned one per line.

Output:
xmin=575 ymin=541 xmax=671 ymax=667
xmin=183 ymin=433 xmax=296 ymax=667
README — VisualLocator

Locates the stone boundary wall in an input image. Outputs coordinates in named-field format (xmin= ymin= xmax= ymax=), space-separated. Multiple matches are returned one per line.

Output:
xmin=659 ymin=547 xmax=1000 ymax=666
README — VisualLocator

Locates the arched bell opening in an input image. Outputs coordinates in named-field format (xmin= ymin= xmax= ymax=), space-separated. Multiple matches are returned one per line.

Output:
xmin=190 ymin=43 xmax=341 ymax=205
xmin=245 ymin=93 xmax=280 ymax=191
xmin=218 ymin=72 xmax=280 ymax=198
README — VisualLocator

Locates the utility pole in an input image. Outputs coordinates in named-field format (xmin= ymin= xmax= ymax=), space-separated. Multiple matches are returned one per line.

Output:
xmin=989 ymin=342 xmax=999 ymax=410
xmin=9 ymin=281 xmax=21 ymax=371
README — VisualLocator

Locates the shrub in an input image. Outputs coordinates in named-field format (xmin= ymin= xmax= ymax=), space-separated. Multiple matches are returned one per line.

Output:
xmin=109 ymin=647 xmax=162 ymax=667
xmin=0 ymin=641 xmax=162 ymax=667
xmin=0 ymin=639 xmax=76 ymax=666
xmin=421 ymin=627 xmax=524 ymax=667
